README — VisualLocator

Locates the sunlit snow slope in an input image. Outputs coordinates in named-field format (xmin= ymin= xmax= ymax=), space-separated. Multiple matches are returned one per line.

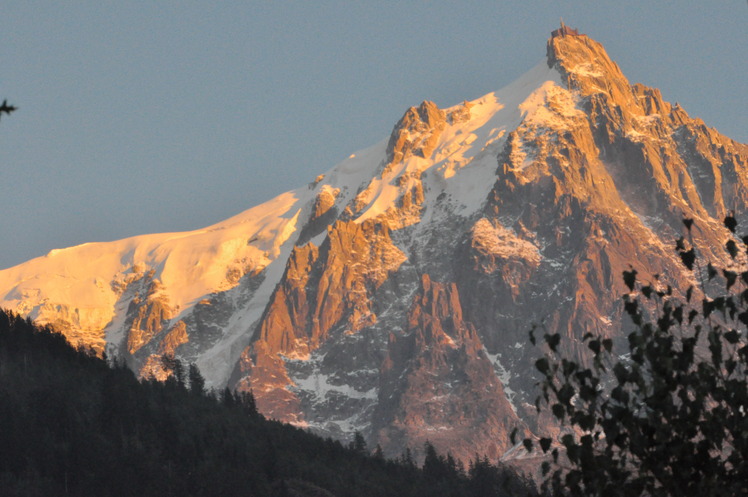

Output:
xmin=0 ymin=59 xmax=563 ymax=378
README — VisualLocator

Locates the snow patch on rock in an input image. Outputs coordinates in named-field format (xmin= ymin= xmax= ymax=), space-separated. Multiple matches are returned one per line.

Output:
xmin=471 ymin=218 xmax=541 ymax=263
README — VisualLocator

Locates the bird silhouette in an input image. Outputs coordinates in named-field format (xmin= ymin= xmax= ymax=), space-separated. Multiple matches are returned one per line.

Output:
xmin=0 ymin=99 xmax=17 ymax=120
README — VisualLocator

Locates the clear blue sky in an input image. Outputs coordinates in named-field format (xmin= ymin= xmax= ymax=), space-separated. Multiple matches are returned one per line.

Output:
xmin=1 ymin=2 xmax=746 ymax=270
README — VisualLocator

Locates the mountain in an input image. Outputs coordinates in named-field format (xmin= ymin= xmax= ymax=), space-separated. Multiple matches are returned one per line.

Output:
xmin=2 ymin=26 xmax=746 ymax=463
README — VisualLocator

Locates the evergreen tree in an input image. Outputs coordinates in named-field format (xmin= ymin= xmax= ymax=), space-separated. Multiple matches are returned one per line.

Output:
xmin=238 ymin=389 xmax=258 ymax=418
xmin=160 ymin=353 xmax=186 ymax=387
xmin=422 ymin=441 xmax=444 ymax=481
xmin=187 ymin=363 xmax=205 ymax=395
xmin=221 ymin=386 xmax=235 ymax=407
xmin=350 ymin=431 xmax=368 ymax=455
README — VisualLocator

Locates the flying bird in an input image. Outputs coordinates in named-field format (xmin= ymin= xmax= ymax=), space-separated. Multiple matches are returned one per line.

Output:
xmin=0 ymin=99 xmax=17 ymax=119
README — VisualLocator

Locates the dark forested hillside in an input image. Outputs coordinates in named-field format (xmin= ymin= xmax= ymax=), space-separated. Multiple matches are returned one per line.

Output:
xmin=0 ymin=309 xmax=534 ymax=497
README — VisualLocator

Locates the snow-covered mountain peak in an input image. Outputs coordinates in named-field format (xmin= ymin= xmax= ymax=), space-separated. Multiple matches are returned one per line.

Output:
xmin=345 ymin=59 xmax=568 ymax=228
xmin=0 ymin=29 xmax=604 ymax=374
xmin=3 ymin=27 xmax=746 ymax=464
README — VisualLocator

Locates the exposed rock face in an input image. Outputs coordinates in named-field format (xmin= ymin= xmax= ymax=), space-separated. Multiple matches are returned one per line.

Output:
xmin=387 ymin=101 xmax=447 ymax=164
xmin=235 ymin=219 xmax=406 ymax=422
xmin=2 ymin=28 xmax=747 ymax=464
xmin=125 ymin=278 xmax=173 ymax=355
xmin=158 ymin=321 xmax=189 ymax=356
xmin=297 ymin=186 xmax=341 ymax=246
xmin=373 ymin=275 xmax=522 ymax=460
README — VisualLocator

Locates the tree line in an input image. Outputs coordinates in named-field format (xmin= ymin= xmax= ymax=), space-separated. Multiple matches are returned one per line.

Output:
xmin=0 ymin=308 xmax=535 ymax=497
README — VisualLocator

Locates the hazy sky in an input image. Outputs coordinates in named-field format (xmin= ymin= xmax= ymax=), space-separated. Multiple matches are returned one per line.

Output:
xmin=1 ymin=2 xmax=746 ymax=270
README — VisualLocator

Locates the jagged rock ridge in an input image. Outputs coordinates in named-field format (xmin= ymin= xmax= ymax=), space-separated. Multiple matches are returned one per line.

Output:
xmin=1 ymin=26 xmax=746 ymax=463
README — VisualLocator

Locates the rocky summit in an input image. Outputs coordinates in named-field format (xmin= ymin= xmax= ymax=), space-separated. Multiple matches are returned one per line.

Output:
xmin=1 ymin=27 xmax=746 ymax=463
